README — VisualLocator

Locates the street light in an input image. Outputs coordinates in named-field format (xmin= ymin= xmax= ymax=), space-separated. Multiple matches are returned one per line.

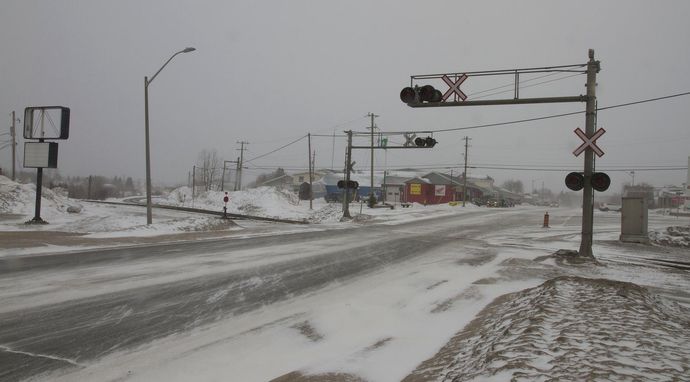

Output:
xmin=144 ymin=47 xmax=196 ymax=224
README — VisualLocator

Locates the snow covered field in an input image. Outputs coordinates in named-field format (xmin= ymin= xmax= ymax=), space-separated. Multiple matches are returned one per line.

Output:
xmin=1 ymin=176 xmax=689 ymax=381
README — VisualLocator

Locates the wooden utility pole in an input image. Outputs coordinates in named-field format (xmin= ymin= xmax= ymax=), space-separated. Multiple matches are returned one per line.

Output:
xmin=233 ymin=156 xmax=241 ymax=191
xmin=236 ymin=141 xmax=248 ymax=190
xmin=220 ymin=159 xmax=238 ymax=192
xmin=579 ymin=49 xmax=600 ymax=258
xmin=463 ymin=136 xmax=470 ymax=207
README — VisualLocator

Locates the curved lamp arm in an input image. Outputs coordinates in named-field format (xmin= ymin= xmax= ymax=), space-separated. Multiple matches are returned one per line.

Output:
xmin=147 ymin=47 xmax=196 ymax=86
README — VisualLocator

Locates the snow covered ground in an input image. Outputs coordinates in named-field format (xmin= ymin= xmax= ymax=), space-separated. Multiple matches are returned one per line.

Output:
xmin=2 ymin=176 xmax=689 ymax=381
xmin=1 ymin=176 xmax=480 ymax=241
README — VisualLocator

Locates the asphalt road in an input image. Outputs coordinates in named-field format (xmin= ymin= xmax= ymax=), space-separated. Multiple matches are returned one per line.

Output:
xmin=0 ymin=208 xmax=542 ymax=381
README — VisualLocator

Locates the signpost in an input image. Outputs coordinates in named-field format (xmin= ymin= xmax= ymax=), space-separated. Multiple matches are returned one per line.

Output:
xmin=223 ymin=192 xmax=229 ymax=218
xmin=23 ymin=106 xmax=70 ymax=224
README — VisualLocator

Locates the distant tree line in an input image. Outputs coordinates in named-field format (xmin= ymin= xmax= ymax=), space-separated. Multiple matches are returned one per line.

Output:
xmin=9 ymin=170 xmax=139 ymax=200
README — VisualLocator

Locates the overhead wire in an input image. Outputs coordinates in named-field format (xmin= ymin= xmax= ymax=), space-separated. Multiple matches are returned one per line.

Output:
xmin=239 ymin=90 xmax=690 ymax=169
xmin=244 ymin=135 xmax=307 ymax=164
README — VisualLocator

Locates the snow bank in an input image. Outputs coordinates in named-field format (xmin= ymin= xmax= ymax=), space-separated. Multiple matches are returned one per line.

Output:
xmin=649 ymin=226 xmax=690 ymax=248
xmin=0 ymin=177 xmax=231 ymax=237
xmin=159 ymin=186 xmax=352 ymax=223
xmin=0 ymin=175 xmax=80 ymax=218
xmin=406 ymin=276 xmax=690 ymax=381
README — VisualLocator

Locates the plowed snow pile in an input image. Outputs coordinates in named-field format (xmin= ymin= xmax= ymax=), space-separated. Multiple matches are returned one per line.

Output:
xmin=649 ymin=226 xmax=690 ymax=247
xmin=161 ymin=186 xmax=343 ymax=223
xmin=407 ymin=276 xmax=690 ymax=382
xmin=0 ymin=175 xmax=78 ymax=218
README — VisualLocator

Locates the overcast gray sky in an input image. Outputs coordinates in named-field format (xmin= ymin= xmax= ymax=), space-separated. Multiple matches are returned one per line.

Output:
xmin=2 ymin=0 xmax=689 ymax=193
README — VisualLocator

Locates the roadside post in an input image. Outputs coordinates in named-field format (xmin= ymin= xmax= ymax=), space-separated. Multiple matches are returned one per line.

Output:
xmin=223 ymin=192 xmax=229 ymax=219
xmin=23 ymin=106 xmax=70 ymax=224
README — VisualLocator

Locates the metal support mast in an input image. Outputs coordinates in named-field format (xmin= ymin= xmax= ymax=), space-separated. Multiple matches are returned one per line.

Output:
xmin=10 ymin=111 xmax=17 ymax=181
xmin=367 ymin=112 xmax=378 ymax=205
xmin=342 ymin=130 xmax=353 ymax=219
xmin=308 ymin=133 xmax=313 ymax=210
xmin=463 ymin=136 xmax=470 ymax=207
xmin=579 ymin=49 xmax=600 ymax=258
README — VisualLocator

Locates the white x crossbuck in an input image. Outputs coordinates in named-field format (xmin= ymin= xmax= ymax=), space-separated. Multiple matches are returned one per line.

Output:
xmin=441 ymin=74 xmax=468 ymax=101
xmin=573 ymin=127 xmax=606 ymax=157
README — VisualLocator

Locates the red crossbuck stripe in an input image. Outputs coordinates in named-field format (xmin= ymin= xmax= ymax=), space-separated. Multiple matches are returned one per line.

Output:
xmin=441 ymin=74 xmax=468 ymax=101
xmin=573 ymin=127 xmax=606 ymax=157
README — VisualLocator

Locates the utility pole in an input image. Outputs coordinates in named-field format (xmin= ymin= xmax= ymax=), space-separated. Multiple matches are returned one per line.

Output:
xmin=331 ymin=128 xmax=336 ymax=171
xmin=220 ymin=159 xmax=238 ymax=192
xmin=10 ymin=111 xmax=18 ymax=181
xmin=450 ymin=169 xmax=454 ymax=202
xmin=463 ymin=136 xmax=470 ymax=207
xmin=192 ymin=166 xmax=196 ymax=200
xmin=579 ymin=49 xmax=600 ymax=258
xmin=308 ymin=133 xmax=313 ymax=210
xmin=236 ymin=141 xmax=248 ymax=191
xmin=367 ymin=112 xmax=378 ymax=205
xmin=233 ymin=156 xmax=241 ymax=191
xmin=342 ymin=130 xmax=353 ymax=219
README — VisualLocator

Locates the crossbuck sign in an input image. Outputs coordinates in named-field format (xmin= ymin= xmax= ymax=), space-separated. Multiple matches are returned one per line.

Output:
xmin=573 ymin=127 xmax=606 ymax=157
xmin=441 ymin=74 xmax=468 ymax=101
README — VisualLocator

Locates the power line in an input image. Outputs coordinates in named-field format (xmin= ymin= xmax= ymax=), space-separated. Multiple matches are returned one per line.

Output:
xmin=244 ymin=135 xmax=307 ymax=163
xmin=239 ymin=91 xmax=690 ymax=167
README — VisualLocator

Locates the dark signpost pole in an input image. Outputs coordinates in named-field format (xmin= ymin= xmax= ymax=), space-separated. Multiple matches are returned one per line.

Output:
xmin=23 ymin=106 xmax=70 ymax=225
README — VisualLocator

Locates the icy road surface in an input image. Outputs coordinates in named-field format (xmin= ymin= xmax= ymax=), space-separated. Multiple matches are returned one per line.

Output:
xmin=0 ymin=207 xmax=688 ymax=381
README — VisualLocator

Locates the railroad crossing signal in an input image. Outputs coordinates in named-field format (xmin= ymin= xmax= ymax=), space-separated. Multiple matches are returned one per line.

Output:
xmin=400 ymin=85 xmax=442 ymax=104
xmin=564 ymin=171 xmax=610 ymax=192
xmin=573 ymin=127 xmax=606 ymax=157
xmin=565 ymin=172 xmax=584 ymax=191
xmin=337 ymin=180 xmax=359 ymax=189
xmin=414 ymin=136 xmax=437 ymax=148
xmin=441 ymin=74 xmax=468 ymax=101
xmin=591 ymin=172 xmax=611 ymax=192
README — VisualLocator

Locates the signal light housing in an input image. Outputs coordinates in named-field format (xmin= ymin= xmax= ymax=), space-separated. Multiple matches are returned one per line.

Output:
xmin=414 ymin=136 xmax=437 ymax=148
xmin=337 ymin=180 xmax=359 ymax=189
xmin=565 ymin=172 xmax=584 ymax=191
xmin=400 ymin=85 xmax=442 ymax=104
xmin=591 ymin=172 xmax=611 ymax=192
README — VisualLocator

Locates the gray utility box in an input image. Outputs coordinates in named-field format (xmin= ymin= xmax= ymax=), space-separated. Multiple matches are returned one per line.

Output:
xmin=620 ymin=197 xmax=649 ymax=244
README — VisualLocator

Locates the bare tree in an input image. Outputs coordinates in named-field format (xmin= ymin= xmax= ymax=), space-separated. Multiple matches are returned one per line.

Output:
xmin=501 ymin=179 xmax=524 ymax=194
xmin=197 ymin=149 xmax=221 ymax=191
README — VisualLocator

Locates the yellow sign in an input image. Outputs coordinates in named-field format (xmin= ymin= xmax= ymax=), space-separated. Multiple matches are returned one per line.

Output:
xmin=410 ymin=183 xmax=421 ymax=195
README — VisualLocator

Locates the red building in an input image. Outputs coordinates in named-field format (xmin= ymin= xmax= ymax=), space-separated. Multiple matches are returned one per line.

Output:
xmin=402 ymin=173 xmax=484 ymax=205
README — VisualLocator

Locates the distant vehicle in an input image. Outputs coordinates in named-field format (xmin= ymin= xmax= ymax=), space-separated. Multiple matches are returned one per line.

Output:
xmin=598 ymin=203 xmax=621 ymax=212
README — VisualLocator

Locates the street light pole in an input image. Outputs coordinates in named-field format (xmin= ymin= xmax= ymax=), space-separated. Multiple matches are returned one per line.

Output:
xmin=144 ymin=47 xmax=195 ymax=225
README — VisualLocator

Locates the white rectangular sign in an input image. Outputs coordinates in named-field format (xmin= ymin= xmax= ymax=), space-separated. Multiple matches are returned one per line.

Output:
xmin=24 ymin=142 xmax=58 ymax=168
xmin=435 ymin=185 xmax=446 ymax=196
